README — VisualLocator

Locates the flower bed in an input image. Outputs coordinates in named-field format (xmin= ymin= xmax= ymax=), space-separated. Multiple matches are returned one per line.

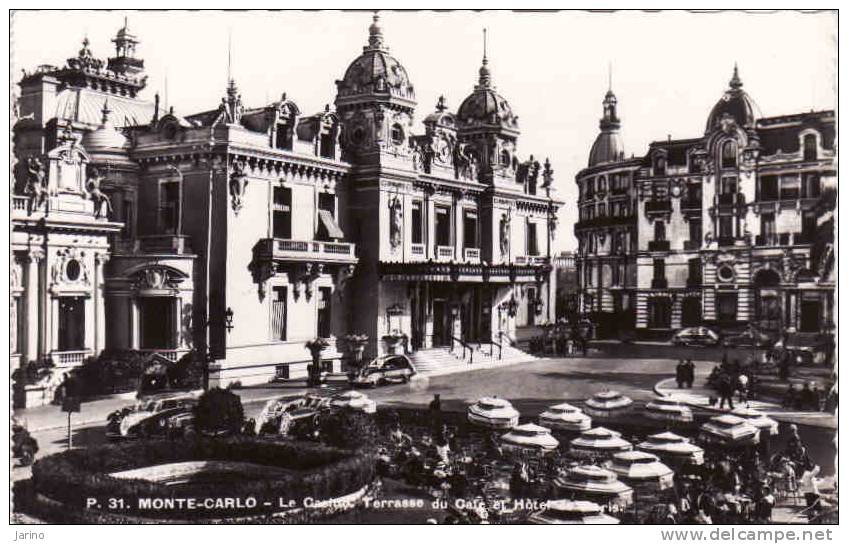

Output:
xmin=30 ymin=436 xmax=375 ymax=521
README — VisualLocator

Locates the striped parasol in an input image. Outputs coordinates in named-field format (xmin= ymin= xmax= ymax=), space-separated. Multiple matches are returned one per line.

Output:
xmin=539 ymin=402 xmax=592 ymax=432
xmin=553 ymin=465 xmax=634 ymax=507
xmin=570 ymin=427 xmax=633 ymax=459
xmin=584 ymin=390 xmax=633 ymax=419
xmin=636 ymin=431 xmax=705 ymax=465
xmin=645 ymin=395 xmax=694 ymax=424
xmin=731 ymin=406 xmax=779 ymax=436
xmin=609 ymin=450 xmax=675 ymax=491
xmin=699 ymin=414 xmax=760 ymax=447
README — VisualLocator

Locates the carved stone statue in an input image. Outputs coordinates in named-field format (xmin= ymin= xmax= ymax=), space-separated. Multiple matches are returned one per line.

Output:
xmin=411 ymin=142 xmax=423 ymax=172
xmin=499 ymin=212 xmax=511 ymax=257
xmin=85 ymin=165 xmax=112 ymax=218
xmin=25 ymin=157 xmax=48 ymax=210
xmin=229 ymin=160 xmax=249 ymax=213
xmin=389 ymin=196 xmax=403 ymax=250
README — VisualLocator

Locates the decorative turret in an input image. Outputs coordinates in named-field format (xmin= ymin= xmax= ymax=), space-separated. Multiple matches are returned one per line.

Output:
xmin=588 ymin=82 xmax=625 ymax=167
xmin=705 ymin=64 xmax=758 ymax=134
xmin=107 ymin=17 xmax=144 ymax=76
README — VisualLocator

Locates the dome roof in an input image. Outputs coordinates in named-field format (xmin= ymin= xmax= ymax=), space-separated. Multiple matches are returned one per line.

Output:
xmin=336 ymin=14 xmax=415 ymax=103
xmin=82 ymin=99 xmax=131 ymax=160
xmin=705 ymin=65 xmax=759 ymax=133
xmin=457 ymin=57 xmax=519 ymax=131
xmin=423 ymin=95 xmax=456 ymax=128
xmin=588 ymin=88 xmax=624 ymax=167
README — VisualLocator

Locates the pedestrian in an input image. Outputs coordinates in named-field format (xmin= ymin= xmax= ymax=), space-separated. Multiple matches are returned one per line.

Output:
xmin=778 ymin=352 xmax=791 ymax=382
xmin=756 ymin=486 xmax=775 ymax=522
xmin=799 ymin=465 xmax=822 ymax=513
xmin=799 ymin=382 xmax=815 ymax=411
xmin=718 ymin=372 xmax=735 ymax=410
xmin=676 ymin=360 xmax=686 ymax=388
xmin=810 ymin=383 xmax=822 ymax=412
xmin=429 ymin=393 xmax=441 ymax=412
xmin=736 ymin=373 xmax=749 ymax=404
xmin=685 ymin=359 xmax=696 ymax=388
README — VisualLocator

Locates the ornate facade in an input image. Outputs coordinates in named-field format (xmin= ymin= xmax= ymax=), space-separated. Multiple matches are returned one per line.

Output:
xmin=12 ymin=15 xmax=561 ymax=401
xmin=575 ymin=67 xmax=835 ymax=339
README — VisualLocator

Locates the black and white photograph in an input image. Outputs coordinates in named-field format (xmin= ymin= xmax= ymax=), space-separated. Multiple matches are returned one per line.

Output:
xmin=7 ymin=7 xmax=839 ymax=531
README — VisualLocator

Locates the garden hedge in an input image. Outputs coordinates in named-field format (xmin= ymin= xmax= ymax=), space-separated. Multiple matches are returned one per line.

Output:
xmin=31 ymin=436 xmax=375 ymax=520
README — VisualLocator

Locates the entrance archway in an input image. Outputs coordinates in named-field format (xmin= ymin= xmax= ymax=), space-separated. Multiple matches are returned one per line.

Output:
xmin=753 ymin=269 xmax=782 ymax=332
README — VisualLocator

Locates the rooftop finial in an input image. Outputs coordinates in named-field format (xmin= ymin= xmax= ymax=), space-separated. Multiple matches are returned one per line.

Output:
xmin=227 ymin=29 xmax=233 ymax=86
xmin=477 ymin=28 xmax=492 ymax=88
xmin=729 ymin=62 xmax=743 ymax=89
xmin=608 ymin=61 xmax=612 ymax=92
xmin=483 ymin=28 xmax=488 ymax=63
xmin=367 ymin=11 xmax=385 ymax=50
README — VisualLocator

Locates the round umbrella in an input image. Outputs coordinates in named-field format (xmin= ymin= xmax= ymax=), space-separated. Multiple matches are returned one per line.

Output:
xmin=539 ymin=402 xmax=592 ymax=432
xmin=584 ymin=390 xmax=633 ymax=419
xmin=636 ymin=431 xmax=704 ymax=465
xmin=527 ymin=499 xmax=619 ymax=525
xmin=645 ymin=396 xmax=694 ymax=424
xmin=467 ymin=397 xmax=520 ymax=429
xmin=609 ymin=450 xmax=675 ymax=492
xmin=699 ymin=414 xmax=760 ymax=447
xmin=570 ymin=427 xmax=633 ymax=459
xmin=730 ymin=406 xmax=779 ymax=436
xmin=553 ymin=465 xmax=634 ymax=508
xmin=500 ymin=422 xmax=560 ymax=453
xmin=330 ymin=391 xmax=377 ymax=414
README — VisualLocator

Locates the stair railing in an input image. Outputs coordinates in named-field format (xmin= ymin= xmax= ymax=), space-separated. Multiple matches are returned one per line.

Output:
xmin=450 ymin=335 xmax=474 ymax=365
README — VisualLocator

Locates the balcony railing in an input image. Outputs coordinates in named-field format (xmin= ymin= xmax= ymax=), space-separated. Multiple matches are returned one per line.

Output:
xmin=574 ymin=215 xmax=636 ymax=230
xmin=645 ymin=200 xmax=672 ymax=214
xmin=683 ymin=240 xmax=701 ymax=251
xmin=717 ymin=236 xmax=738 ymax=247
xmin=410 ymin=243 xmax=425 ymax=257
xmin=136 ymin=234 xmax=193 ymax=255
xmin=51 ymin=349 xmax=92 ymax=367
xmin=686 ymin=277 xmax=702 ymax=288
xmin=256 ymin=238 xmax=357 ymax=263
xmin=12 ymin=195 xmax=28 ymax=211
xmin=681 ymin=198 xmax=702 ymax=211
xmin=648 ymin=240 xmax=670 ymax=252
xmin=717 ymin=193 xmax=736 ymax=206
xmin=464 ymin=247 xmax=481 ymax=261
xmin=651 ymin=278 xmax=668 ymax=289
xmin=436 ymin=245 xmax=454 ymax=261
xmin=137 ymin=348 xmax=189 ymax=362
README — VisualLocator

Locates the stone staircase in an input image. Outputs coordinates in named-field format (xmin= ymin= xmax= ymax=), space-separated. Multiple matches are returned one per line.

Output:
xmin=410 ymin=343 xmax=537 ymax=377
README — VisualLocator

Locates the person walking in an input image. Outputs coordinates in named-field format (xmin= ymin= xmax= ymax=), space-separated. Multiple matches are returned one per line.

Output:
xmin=799 ymin=465 xmax=822 ymax=514
xmin=685 ymin=359 xmax=696 ymax=388
xmin=676 ymin=360 xmax=686 ymax=389
xmin=718 ymin=372 xmax=735 ymax=410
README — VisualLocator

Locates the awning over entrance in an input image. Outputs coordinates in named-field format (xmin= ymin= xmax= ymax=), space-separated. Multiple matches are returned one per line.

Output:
xmin=317 ymin=209 xmax=344 ymax=239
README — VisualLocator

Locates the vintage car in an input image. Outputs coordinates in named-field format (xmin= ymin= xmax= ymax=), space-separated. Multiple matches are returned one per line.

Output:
xmin=636 ymin=431 xmax=704 ymax=466
xmin=699 ymin=414 xmax=760 ymax=447
xmin=467 ymin=397 xmax=520 ymax=429
xmin=254 ymin=393 xmax=333 ymax=436
xmin=349 ymin=354 xmax=416 ymax=387
xmin=106 ymin=392 xmax=200 ymax=440
xmin=771 ymin=332 xmax=834 ymax=366
xmin=527 ymin=500 xmax=619 ymax=525
xmin=500 ymin=423 xmax=559 ymax=454
xmin=539 ymin=402 xmax=592 ymax=432
xmin=671 ymin=327 xmax=720 ymax=347
xmin=583 ymin=390 xmax=633 ymax=419
xmin=644 ymin=395 xmax=694 ymax=424
xmin=330 ymin=390 xmax=378 ymax=414
xmin=722 ymin=328 xmax=775 ymax=349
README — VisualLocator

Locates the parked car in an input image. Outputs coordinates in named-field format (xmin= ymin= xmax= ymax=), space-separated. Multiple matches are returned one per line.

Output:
xmin=771 ymin=332 xmax=834 ymax=366
xmin=671 ymin=327 xmax=720 ymax=347
xmin=106 ymin=393 xmax=199 ymax=440
xmin=722 ymin=328 xmax=775 ymax=348
xmin=254 ymin=393 xmax=333 ymax=436
xmin=349 ymin=354 xmax=416 ymax=387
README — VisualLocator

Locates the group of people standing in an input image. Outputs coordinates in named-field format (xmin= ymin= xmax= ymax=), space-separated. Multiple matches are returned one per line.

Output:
xmin=675 ymin=359 xmax=696 ymax=388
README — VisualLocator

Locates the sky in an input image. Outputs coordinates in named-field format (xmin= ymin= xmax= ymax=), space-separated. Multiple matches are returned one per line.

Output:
xmin=11 ymin=10 xmax=837 ymax=251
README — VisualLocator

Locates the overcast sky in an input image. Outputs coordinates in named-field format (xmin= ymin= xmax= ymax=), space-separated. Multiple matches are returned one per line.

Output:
xmin=12 ymin=10 xmax=836 ymax=251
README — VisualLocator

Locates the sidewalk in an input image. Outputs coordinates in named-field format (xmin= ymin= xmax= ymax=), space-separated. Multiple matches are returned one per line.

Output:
xmin=14 ymin=377 xmax=351 ymax=433
xmin=654 ymin=375 xmax=836 ymax=430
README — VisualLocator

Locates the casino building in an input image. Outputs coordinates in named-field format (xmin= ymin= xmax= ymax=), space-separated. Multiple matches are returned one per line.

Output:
xmin=12 ymin=15 xmax=560 ymax=402
xmin=574 ymin=66 xmax=835 ymax=339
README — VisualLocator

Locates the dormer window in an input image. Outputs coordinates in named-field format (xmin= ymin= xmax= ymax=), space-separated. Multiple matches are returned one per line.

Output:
xmin=803 ymin=134 xmax=818 ymax=161
xmin=654 ymin=155 xmax=666 ymax=176
xmin=275 ymin=123 xmax=293 ymax=150
xmin=721 ymin=140 xmax=737 ymax=169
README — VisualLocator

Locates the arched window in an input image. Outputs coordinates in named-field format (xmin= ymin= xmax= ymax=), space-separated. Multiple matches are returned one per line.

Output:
xmin=721 ymin=140 xmax=737 ymax=169
xmin=803 ymin=134 xmax=817 ymax=161
xmin=655 ymin=156 xmax=666 ymax=176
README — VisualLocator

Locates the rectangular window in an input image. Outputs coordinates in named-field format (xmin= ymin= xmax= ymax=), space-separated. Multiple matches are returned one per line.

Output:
xmin=58 ymin=297 xmax=85 ymax=351
xmin=719 ymin=215 xmax=733 ymax=239
xmin=526 ymin=221 xmax=539 ymax=256
xmin=688 ymin=258 xmax=702 ymax=285
xmin=780 ymin=175 xmax=800 ymax=200
xmin=653 ymin=258 xmax=665 ymax=280
xmin=721 ymin=176 xmax=737 ymax=195
xmin=411 ymin=201 xmax=424 ymax=244
xmin=802 ymin=173 xmax=821 ymax=198
xmin=716 ymin=293 xmax=738 ymax=325
xmin=317 ymin=287 xmax=332 ymax=338
xmin=275 ymin=124 xmax=293 ymax=150
xmin=654 ymin=221 xmax=666 ymax=241
xmin=435 ymin=205 xmax=451 ymax=246
xmin=123 ymin=198 xmax=134 ymax=240
xmin=271 ymin=287 xmax=287 ymax=341
xmin=319 ymin=133 xmax=335 ymax=159
xmin=462 ymin=209 xmax=478 ymax=249
xmin=273 ymin=186 xmax=292 ymax=239
xmin=158 ymin=181 xmax=180 ymax=234
xmin=688 ymin=220 xmax=702 ymax=243
xmin=647 ymin=298 xmax=672 ymax=328
xmin=759 ymin=175 xmax=779 ymax=201
xmin=760 ymin=213 xmax=776 ymax=239
xmin=598 ymin=203 xmax=606 ymax=217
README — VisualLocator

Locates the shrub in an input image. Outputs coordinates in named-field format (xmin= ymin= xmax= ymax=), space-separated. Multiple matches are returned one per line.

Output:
xmin=29 ymin=436 xmax=375 ymax=520
xmin=194 ymin=387 xmax=244 ymax=435
xmin=318 ymin=409 xmax=378 ymax=451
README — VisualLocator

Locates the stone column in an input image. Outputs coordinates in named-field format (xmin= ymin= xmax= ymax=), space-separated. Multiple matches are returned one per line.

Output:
xmin=93 ymin=253 xmax=109 ymax=354
xmin=130 ymin=298 xmax=141 ymax=350
xmin=24 ymin=250 xmax=43 ymax=362
xmin=50 ymin=298 xmax=60 ymax=353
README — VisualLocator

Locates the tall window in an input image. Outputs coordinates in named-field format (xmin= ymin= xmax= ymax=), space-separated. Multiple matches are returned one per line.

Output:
xmin=58 ymin=297 xmax=85 ymax=351
xmin=654 ymin=221 xmax=666 ymax=241
xmin=463 ymin=209 xmax=478 ymax=249
xmin=158 ymin=181 xmax=180 ymax=234
xmin=760 ymin=213 xmax=776 ymax=241
xmin=653 ymin=258 xmax=666 ymax=281
xmin=759 ymin=176 xmax=779 ymax=201
xmin=802 ymin=173 xmax=821 ymax=198
xmin=648 ymin=298 xmax=671 ymax=329
xmin=688 ymin=258 xmax=702 ymax=284
xmin=780 ymin=175 xmax=800 ymax=200
xmin=319 ymin=132 xmax=335 ymax=159
xmin=275 ymin=123 xmax=293 ymax=150
xmin=317 ymin=287 xmax=332 ymax=338
xmin=719 ymin=215 xmax=734 ymax=239
xmin=803 ymin=134 xmax=817 ymax=161
xmin=717 ymin=293 xmax=738 ymax=325
xmin=654 ymin=156 xmax=666 ymax=176
xmin=411 ymin=200 xmax=424 ymax=244
xmin=316 ymin=192 xmax=338 ymax=241
xmin=721 ymin=176 xmax=737 ymax=195
xmin=435 ymin=205 xmax=451 ymax=246
xmin=526 ymin=221 xmax=539 ymax=256
xmin=271 ymin=286 xmax=287 ymax=341
xmin=122 ymin=198 xmax=134 ymax=240
xmin=721 ymin=140 xmax=737 ymax=168
xmin=273 ymin=187 xmax=292 ymax=239
xmin=688 ymin=219 xmax=702 ymax=244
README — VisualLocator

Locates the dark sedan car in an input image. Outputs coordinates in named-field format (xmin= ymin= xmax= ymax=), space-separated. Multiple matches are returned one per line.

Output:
xmin=671 ymin=327 xmax=720 ymax=347
xmin=722 ymin=328 xmax=775 ymax=348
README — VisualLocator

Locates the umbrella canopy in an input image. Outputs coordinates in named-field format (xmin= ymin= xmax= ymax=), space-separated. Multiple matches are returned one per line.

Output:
xmin=645 ymin=396 xmax=694 ymax=423
xmin=584 ymin=391 xmax=633 ymax=418
xmin=731 ymin=406 xmax=779 ymax=436
xmin=539 ymin=403 xmax=592 ymax=432
xmin=500 ymin=423 xmax=560 ymax=451
xmin=467 ymin=397 xmax=520 ymax=429
xmin=570 ymin=427 xmax=633 ymax=459
xmin=699 ymin=414 xmax=760 ymax=446
xmin=610 ymin=451 xmax=675 ymax=489
xmin=636 ymin=431 xmax=705 ymax=465
xmin=528 ymin=500 xmax=619 ymax=525
xmin=554 ymin=465 xmax=634 ymax=506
